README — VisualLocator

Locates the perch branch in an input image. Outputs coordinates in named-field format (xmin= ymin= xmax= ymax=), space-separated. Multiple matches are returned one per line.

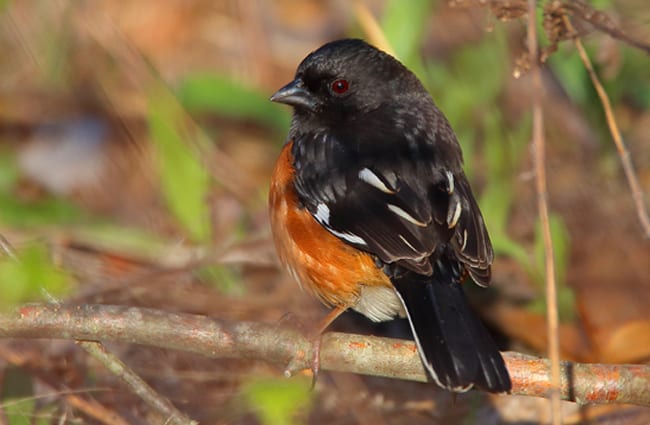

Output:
xmin=1 ymin=304 xmax=649 ymax=406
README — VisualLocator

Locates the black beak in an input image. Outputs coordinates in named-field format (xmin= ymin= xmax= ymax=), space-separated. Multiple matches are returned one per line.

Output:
xmin=270 ymin=78 xmax=318 ymax=111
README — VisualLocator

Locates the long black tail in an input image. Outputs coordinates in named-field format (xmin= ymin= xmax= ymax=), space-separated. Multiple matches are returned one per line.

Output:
xmin=391 ymin=259 xmax=511 ymax=393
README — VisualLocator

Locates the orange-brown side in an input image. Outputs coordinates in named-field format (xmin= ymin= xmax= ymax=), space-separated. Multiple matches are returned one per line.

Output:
xmin=269 ymin=141 xmax=392 ymax=309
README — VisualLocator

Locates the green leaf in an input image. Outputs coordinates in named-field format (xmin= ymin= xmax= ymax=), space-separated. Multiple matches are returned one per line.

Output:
xmin=177 ymin=74 xmax=291 ymax=132
xmin=548 ymin=44 xmax=591 ymax=104
xmin=380 ymin=0 xmax=432 ymax=79
xmin=2 ymin=367 xmax=35 ymax=425
xmin=590 ymin=0 xmax=613 ymax=9
xmin=69 ymin=223 xmax=192 ymax=265
xmin=243 ymin=377 xmax=312 ymax=425
xmin=147 ymin=90 xmax=212 ymax=242
xmin=4 ymin=398 xmax=35 ymax=425
xmin=478 ymin=104 xmax=532 ymax=272
xmin=0 ymin=150 xmax=84 ymax=227
xmin=0 ymin=194 xmax=83 ymax=227
xmin=0 ymin=245 xmax=72 ymax=311
xmin=197 ymin=264 xmax=243 ymax=296
xmin=480 ymin=181 xmax=511 ymax=235
xmin=605 ymin=46 xmax=650 ymax=109
xmin=0 ymin=149 xmax=19 ymax=192
xmin=426 ymin=31 xmax=510 ymax=170
xmin=480 ymin=181 xmax=533 ymax=272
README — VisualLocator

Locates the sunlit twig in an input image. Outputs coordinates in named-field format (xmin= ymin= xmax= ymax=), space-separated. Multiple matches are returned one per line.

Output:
xmin=79 ymin=341 xmax=197 ymax=425
xmin=353 ymin=0 xmax=395 ymax=56
xmin=0 ymin=346 xmax=131 ymax=425
xmin=527 ymin=1 xmax=562 ymax=423
xmin=562 ymin=15 xmax=650 ymax=238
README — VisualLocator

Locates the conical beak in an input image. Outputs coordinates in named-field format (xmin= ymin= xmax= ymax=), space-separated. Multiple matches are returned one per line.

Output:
xmin=270 ymin=78 xmax=318 ymax=111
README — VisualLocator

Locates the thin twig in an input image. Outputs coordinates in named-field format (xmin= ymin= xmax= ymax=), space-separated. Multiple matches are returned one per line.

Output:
xmin=353 ymin=0 xmax=395 ymax=56
xmin=0 ymin=234 xmax=18 ymax=261
xmin=561 ymin=15 xmax=650 ymax=238
xmin=0 ymin=346 xmax=131 ymax=425
xmin=78 ymin=341 xmax=197 ymax=425
xmin=527 ymin=1 xmax=562 ymax=423
xmin=0 ymin=236 xmax=193 ymax=423
xmin=2 ymin=304 xmax=650 ymax=406
xmin=562 ymin=0 xmax=650 ymax=55
xmin=0 ymin=235 xmax=194 ymax=423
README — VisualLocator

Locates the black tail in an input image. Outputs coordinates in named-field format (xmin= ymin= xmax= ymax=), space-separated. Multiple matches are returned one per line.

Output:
xmin=391 ymin=259 xmax=511 ymax=393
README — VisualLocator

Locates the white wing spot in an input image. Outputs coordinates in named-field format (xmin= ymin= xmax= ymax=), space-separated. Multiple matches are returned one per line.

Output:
xmin=315 ymin=202 xmax=366 ymax=246
xmin=358 ymin=168 xmax=395 ymax=194
xmin=446 ymin=171 xmax=455 ymax=194
xmin=448 ymin=201 xmax=462 ymax=228
xmin=329 ymin=228 xmax=367 ymax=246
xmin=461 ymin=229 xmax=468 ymax=251
xmin=398 ymin=234 xmax=418 ymax=252
xmin=315 ymin=203 xmax=330 ymax=225
xmin=388 ymin=204 xmax=427 ymax=227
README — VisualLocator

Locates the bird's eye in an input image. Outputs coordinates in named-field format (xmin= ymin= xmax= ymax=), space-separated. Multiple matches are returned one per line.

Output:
xmin=330 ymin=79 xmax=349 ymax=95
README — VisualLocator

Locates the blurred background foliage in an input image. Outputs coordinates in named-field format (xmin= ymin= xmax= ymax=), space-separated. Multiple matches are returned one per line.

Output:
xmin=0 ymin=0 xmax=649 ymax=424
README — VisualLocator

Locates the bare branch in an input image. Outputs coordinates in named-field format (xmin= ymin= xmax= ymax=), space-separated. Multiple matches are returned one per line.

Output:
xmin=561 ymin=0 xmax=650 ymax=55
xmin=78 ymin=340 xmax=197 ymax=425
xmin=562 ymin=14 xmax=650 ymax=238
xmin=1 ymin=304 xmax=649 ymax=406
xmin=0 ymin=345 xmax=132 ymax=425
xmin=527 ymin=1 xmax=562 ymax=423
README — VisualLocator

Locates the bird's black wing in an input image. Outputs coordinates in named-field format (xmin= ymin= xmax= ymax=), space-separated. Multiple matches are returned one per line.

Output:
xmin=291 ymin=109 xmax=493 ymax=285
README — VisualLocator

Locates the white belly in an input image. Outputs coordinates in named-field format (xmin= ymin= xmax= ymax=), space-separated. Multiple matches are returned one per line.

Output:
xmin=352 ymin=285 xmax=406 ymax=322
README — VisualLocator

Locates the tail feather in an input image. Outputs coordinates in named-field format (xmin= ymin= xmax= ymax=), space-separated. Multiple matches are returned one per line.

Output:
xmin=391 ymin=259 xmax=511 ymax=393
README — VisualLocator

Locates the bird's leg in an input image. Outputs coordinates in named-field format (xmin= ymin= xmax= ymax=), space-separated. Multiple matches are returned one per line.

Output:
xmin=309 ymin=305 xmax=347 ymax=387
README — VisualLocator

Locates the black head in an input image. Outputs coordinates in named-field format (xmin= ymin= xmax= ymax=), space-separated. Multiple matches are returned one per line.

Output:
xmin=271 ymin=39 xmax=428 ymax=125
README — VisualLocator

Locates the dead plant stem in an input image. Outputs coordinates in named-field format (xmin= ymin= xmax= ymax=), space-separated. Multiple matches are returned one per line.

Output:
xmin=527 ymin=1 xmax=562 ymax=423
xmin=562 ymin=15 xmax=650 ymax=238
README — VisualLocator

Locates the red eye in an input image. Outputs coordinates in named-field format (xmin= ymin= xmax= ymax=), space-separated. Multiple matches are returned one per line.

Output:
xmin=331 ymin=79 xmax=349 ymax=94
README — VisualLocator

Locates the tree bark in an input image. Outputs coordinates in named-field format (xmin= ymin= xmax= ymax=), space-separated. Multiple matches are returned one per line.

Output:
xmin=1 ymin=304 xmax=648 ymax=406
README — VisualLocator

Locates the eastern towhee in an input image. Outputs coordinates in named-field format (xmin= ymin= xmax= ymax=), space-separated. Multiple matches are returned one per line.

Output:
xmin=269 ymin=39 xmax=511 ymax=393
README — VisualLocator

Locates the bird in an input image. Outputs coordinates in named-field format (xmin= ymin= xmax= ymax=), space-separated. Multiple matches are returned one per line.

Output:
xmin=268 ymin=38 xmax=511 ymax=393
